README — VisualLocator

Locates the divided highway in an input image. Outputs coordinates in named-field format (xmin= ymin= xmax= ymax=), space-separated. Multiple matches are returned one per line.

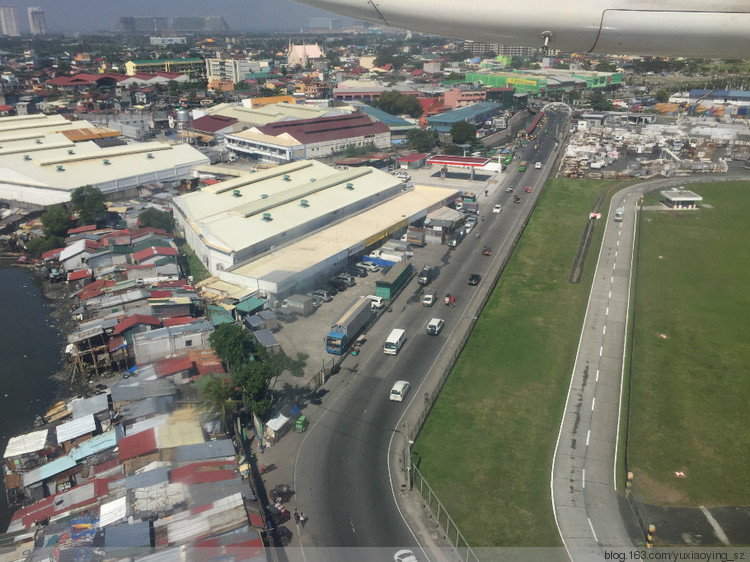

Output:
xmin=289 ymin=110 xmax=569 ymax=561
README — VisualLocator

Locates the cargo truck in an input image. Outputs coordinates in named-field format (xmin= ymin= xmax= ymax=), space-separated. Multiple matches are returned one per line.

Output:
xmin=325 ymin=298 xmax=374 ymax=355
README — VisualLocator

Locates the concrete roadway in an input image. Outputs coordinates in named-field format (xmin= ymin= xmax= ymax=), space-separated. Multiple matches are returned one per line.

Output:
xmin=284 ymin=111 xmax=569 ymax=561
xmin=551 ymin=184 xmax=649 ymax=560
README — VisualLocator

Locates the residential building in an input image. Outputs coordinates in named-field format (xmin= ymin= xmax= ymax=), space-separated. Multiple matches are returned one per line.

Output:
xmin=27 ymin=6 xmax=45 ymax=35
xmin=444 ymin=87 xmax=487 ymax=109
xmin=125 ymin=58 xmax=205 ymax=79
xmin=0 ymin=6 xmax=20 ymax=36
xmin=205 ymin=57 xmax=253 ymax=85
xmin=149 ymin=36 xmax=187 ymax=46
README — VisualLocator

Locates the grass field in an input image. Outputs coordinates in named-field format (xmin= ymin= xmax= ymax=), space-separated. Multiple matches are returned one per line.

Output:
xmin=175 ymin=236 xmax=212 ymax=283
xmin=626 ymin=182 xmax=750 ymax=506
xmin=412 ymin=178 xmax=630 ymax=547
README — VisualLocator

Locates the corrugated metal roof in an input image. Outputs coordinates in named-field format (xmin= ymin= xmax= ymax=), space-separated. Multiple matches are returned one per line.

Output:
xmin=56 ymin=414 xmax=97 ymax=443
xmin=175 ymin=440 xmax=235 ymax=463
xmin=103 ymin=520 xmax=152 ymax=548
xmin=118 ymin=428 xmax=158 ymax=461
xmin=127 ymin=413 xmax=170 ymax=436
xmin=98 ymin=496 xmax=128 ymax=528
xmin=22 ymin=455 xmax=77 ymax=487
xmin=125 ymin=466 xmax=170 ymax=489
xmin=69 ymin=430 xmax=118 ymax=462
xmin=120 ymin=395 xmax=173 ymax=422
xmin=3 ymin=429 xmax=50 ymax=459
xmin=157 ymin=420 xmax=204 ymax=450
xmin=169 ymin=461 xmax=237 ymax=485
xmin=70 ymin=393 xmax=109 ymax=419
xmin=111 ymin=379 xmax=177 ymax=403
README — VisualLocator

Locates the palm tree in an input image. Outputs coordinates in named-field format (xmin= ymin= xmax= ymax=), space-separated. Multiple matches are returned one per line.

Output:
xmin=199 ymin=374 xmax=242 ymax=434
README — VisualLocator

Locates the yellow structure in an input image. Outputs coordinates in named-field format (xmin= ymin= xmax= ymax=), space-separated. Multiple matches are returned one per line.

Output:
xmin=125 ymin=58 xmax=204 ymax=77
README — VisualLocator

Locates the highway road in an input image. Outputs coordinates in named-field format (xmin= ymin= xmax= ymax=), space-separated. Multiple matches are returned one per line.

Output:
xmin=551 ymin=182 xmax=648 ymax=561
xmin=289 ymin=110 xmax=570 ymax=560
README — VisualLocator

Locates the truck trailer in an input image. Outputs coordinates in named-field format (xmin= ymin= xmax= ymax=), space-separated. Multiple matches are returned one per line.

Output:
xmin=325 ymin=298 xmax=374 ymax=355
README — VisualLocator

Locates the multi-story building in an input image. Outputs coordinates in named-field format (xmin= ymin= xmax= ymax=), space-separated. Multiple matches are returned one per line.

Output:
xmin=27 ymin=7 xmax=45 ymax=35
xmin=444 ymin=87 xmax=487 ymax=109
xmin=125 ymin=58 xmax=205 ymax=79
xmin=0 ymin=6 xmax=20 ymax=37
xmin=150 ymin=36 xmax=187 ymax=46
xmin=204 ymin=58 xmax=253 ymax=85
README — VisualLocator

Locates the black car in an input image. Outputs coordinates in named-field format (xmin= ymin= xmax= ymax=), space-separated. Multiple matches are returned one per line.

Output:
xmin=468 ymin=274 xmax=481 ymax=285
xmin=327 ymin=278 xmax=348 ymax=292
xmin=347 ymin=267 xmax=367 ymax=278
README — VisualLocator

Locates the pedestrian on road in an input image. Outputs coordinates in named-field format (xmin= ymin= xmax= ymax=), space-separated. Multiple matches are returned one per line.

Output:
xmin=299 ymin=513 xmax=307 ymax=527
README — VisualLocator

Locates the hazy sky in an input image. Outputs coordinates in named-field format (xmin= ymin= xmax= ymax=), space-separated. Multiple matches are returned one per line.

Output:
xmin=4 ymin=1 xmax=344 ymax=34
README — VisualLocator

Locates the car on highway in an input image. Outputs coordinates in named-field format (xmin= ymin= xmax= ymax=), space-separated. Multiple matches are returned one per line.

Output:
xmin=535 ymin=161 xmax=542 ymax=169
xmin=505 ymin=184 xmax=514 ymax=192
xmin=482 ymin=246 xmax=492 ymax=256
xmin=389 ymin=380 xmax=411 ymax=402
xmin=426 ymin=318 xmax=445 ymax=336
xmin=514 ymin=195 xmax=521 ymax=204
xmin=525 ymin=185 xmax=532 ymax=193
xmin=355 ymin=261 xmax=380 ymax=272
xmin=394 ymin=549 xmax=418 ymax=562
xmin=468 ymin=273 xmax=481 ymax=285
xmin=422 ymin=293 xmax=436 ymax=307
xmin=492 ymin=204 xmax=502 ymax=214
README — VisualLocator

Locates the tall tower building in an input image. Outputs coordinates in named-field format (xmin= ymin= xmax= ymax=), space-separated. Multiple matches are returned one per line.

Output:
xmin=0 ymin=6 xmax=20 ymax=37
xmin=28 ymin=7 xmax=46 ymax=35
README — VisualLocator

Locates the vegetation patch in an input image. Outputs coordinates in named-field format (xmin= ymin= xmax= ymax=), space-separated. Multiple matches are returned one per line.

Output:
xmin=413 ymin=178 xmax=621 ymax=546
xmin=627 ymin=182 xmax=750 ymax=506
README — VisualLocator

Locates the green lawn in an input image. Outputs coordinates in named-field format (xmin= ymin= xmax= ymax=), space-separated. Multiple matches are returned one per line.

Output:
xmin=627 ymin=182 xmax=750 ymax=506
xmin=175 ymin=236 xmax=212 ymax=283
xmin=413 ymin=178 xmax=631 ymax=546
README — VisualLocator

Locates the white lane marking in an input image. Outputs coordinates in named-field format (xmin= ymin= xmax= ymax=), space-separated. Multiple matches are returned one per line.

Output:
xmin=591 ymin=397 xmax=596 ymax=411
xmin=617 ymin=240 xmax=620 ymax=247
xmin=603 ymin=325 xmax=606 ymax=336
xmin=586 ymin=429 xmax=590 ymax=447
xmin=608 ymin=290 xmax=612 ymax=299
xmin=615 ymin=251 xmax=618 ymax=259
xmin=582 ymin=468 xmax=586 ymax=489
xmin=699 ymin=506 xmax=731 ymax=545
xmin=599 ymin=346 xmax=603 ymax=357
xmin=605 ymin=307 xmax=609 ymax=316
xmin=596 ymin=370 xmax=599 ymax=382
xmin=588 ymin=517 xmax=599 ymax=542
xmin=611 ymin=275 xmax=614 ymax=284
xmin=350 ymin=517 xmax=356 ymax=533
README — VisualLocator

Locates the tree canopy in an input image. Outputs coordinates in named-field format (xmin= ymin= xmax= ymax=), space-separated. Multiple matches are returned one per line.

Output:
xmin=70 ymin=185 xmax=106 ymax=226
xmin=406 ymin=128 xmax=438 ymax=152
xmin=41 ymin=205 xmax=72 ymax=238
xmin=370 ymin=90 xmax=422 ymax=118
xmin=450 ymin=121 xmax=477 ymax=145
xmin=138 ymin=208 xmax=175 ymax=233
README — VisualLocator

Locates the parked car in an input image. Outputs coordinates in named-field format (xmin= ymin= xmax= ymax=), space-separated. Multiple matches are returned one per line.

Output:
xmin=493 ymin=204 xmax=502 ymax=214
xmin=309 ymin=296 xmax=323 ymax=309
xmin=395 ymin=171 xmax=411 ymax=180
xmin=275 ymin=309 xmax=298 ymax=323
xmin=365 ymin=295 xmax=384 ymax=309
xmin=468 ymin=273 xmax=481 ymax=285
xmin=309 ymin=289 xmax=333 ymax=302
xmin=348 ymin=266 xmax=367 ymax=278
xmin=355 ymin=261 xmax=381 ymax=272
xmin=327 ymin=278 xmax=347 ymax=292
xmin=464 ymin=222 xmax=474 ymax=234
xmin=333 ymin=273 xmax=356 ymax=287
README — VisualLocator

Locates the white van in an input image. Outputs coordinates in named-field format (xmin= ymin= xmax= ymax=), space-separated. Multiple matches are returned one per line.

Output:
xmin=614 ymin=207 xmax=625 ymax=222
xmin=384 ymin=328 xmax=406 ymax=355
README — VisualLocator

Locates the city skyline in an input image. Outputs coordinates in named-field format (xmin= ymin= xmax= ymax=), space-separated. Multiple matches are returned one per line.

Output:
xmin=0 ymin=1 xmax=348 ymax=34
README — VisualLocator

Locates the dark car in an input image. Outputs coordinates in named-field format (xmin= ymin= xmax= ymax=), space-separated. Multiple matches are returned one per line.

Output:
xmin=275 ymin=309 xmax=298 ymax=323
xmin=468 ymin=274 xmax=481 ymax=285
xmin=514 ymin=195 xmax=521 ymax=204
xmin=327 ymin=278 xmax=348 ymax=292
xmin=348 ymin=267 xmax=367 ymax=278
xmin=482 ymin=246 xmax=492 ymax=256
xmin=322 ymin=284 xmax=338 ymax=296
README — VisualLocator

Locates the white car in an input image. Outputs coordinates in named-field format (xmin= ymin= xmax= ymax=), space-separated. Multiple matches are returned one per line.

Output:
xmin=427 ymin=318 xmax=444 ymax=336
xmin=493 ymin=204 xmax=502 ymax=214
xmin=464 ymin=222 xmax=474 ymax=234
xmin=395 ymin=171 xmax=411 ymax=180
xmin=422 ymin=293 xmax=436 ymax=307
xmin=365 ymin=295 xmax=384 ymax=309
xmin=535 ymin=161 xmax=542 ymax=169
xmin=394 ymin=550 xmax=418 ymax=562
xmin=389 ymin=380 xmax=411 ymax=402
xmin=355 ymin=261 xmax=380 ymax=272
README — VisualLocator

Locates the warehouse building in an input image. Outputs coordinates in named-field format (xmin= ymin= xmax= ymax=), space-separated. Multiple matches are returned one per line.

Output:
xmin=217 ymin=183 xmax=458 ymax=301
xmin=0 ymin=114 xmax=209 ymax=207
xmin=172 ymin=159 xmax=404 ymax=274
xmin=225 ymin=112 xmax=390 ymax=164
